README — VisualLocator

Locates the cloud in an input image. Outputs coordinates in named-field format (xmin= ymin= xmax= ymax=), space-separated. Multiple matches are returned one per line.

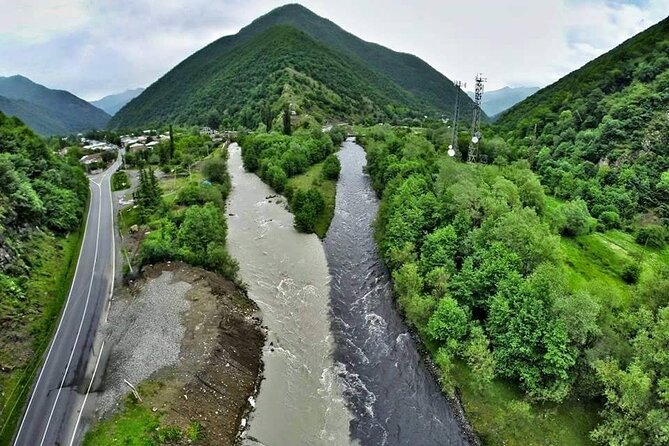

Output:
xmin=0 ymin=0 xmax=666 ymax=100
xmin=0 ymin=0 xmax=91 ymax=43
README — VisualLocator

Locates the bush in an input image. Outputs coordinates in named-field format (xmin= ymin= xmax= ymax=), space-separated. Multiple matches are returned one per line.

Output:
xmin=291 ymin=188 xmax=325 ymax=233
xmin=175 ymin=182 xmax=223 ymax=208
xmin=621 ymin=261 xmax=641 ymax=284
xmin=599 ymin=210 xmax=621 ymax=230
xmin=635 ymin=224 xmax=667 ymax=248
xmin=322 ymin=153 xmax=341 ymax=180
xmin=560 ymin=199 xmax=596 ymax=236
xmin=111 ymin=171 xmax=130 ymax=191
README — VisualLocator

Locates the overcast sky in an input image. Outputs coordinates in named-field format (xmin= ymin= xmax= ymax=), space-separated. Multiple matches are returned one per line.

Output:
xmin=0 ymin=0 xmax=667 ymax=101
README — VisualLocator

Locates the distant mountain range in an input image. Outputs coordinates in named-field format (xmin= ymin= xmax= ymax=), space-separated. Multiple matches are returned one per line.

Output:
xmin=468 ymin=86 xmax=539 ymax=117
xmin=0 ymin=75 xmax=110 ymax=135
xmin=111 ymin=4 xmax=479 ymax=129
xmin=91 ymin=87 xmax=145 ymax=115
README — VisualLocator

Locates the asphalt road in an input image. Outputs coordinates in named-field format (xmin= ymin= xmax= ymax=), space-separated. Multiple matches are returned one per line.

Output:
xmin=12 ymin=159 xmax=118 ymax=446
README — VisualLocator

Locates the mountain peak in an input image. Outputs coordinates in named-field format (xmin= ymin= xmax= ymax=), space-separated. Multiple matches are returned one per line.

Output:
xmin=112 ymin=4 xmax=477 ymax=128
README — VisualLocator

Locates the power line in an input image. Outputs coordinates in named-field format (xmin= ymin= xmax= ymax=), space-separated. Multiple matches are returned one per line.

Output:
xmin=449 ymin=80 xmax=465 ymax=157
xmin=467 ymin=73 xmax=486 ymax=163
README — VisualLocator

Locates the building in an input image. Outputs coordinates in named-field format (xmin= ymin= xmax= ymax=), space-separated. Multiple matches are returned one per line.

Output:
xmin=129 ymin=143 xmax=146 ymax=153
xmin=79 ymin=153 xmax=103 ymax=165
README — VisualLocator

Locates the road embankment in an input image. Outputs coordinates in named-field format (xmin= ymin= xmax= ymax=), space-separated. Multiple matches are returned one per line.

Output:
xmin=85 ymin=262 xmax=264 ymax=445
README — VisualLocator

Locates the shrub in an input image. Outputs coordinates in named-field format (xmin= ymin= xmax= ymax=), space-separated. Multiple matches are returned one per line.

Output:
xmin=291 ymin=188 xmax=325 ymax=233
xmin=322 ymin=153 xmax=341 ymax=180
xmin=560 ymin=199 xmax=596 ymax=236
xmin=635 ymin=224 xmax=667 ymax=248
xmin=621 ymin=261 xmax=641 ymax=284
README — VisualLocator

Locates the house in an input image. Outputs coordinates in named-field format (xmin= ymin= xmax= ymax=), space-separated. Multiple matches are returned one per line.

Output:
xmin=146 ymin=141 xmax=161 ymax=149
xmin=79 ymin=153 xmax=103 ymax=165
xmin=129 ymin=143 xmax=146 ymax=153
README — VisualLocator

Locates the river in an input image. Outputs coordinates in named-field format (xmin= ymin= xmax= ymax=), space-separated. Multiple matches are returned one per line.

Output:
xmin=323 ymin=138 xmax=469 ymax=446
xmin=227 ymin=139 xmax=469 ymax=446
xmin=226 ymin=143 xmax=354 ymax=446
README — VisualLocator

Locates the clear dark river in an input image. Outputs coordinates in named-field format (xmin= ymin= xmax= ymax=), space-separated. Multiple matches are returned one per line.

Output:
xmin=324 ymin=138 xmax=469 ymax=446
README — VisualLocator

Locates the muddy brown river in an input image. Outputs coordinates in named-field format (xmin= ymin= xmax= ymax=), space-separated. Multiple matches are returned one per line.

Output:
xmin=226 ymin=143 xmax=354 ymax=446
xmin=227 ymin=139 xmax=469 ymax=446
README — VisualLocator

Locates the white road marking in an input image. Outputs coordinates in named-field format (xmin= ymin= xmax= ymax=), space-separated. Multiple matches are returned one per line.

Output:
xmin=12 ymin=179 xmax=97 ymax=446
xmin=67 ymin=341 xmax=105 ymax=446
xmin=38 ymin=181 xmax=103 ymax=446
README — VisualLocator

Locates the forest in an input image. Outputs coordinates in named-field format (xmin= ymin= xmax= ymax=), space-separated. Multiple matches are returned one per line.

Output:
xmin=494 ymin=17 xmax=669 ymax=236
xmin=362 ymin=124 xmax=669 ymax=445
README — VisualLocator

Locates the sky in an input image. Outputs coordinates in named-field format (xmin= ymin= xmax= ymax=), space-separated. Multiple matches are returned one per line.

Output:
xmin=0 ymin=0 xmax=667 ymax=101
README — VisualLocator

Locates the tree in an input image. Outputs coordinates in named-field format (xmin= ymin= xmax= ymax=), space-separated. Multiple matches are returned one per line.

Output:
xmin=283 ymin=103 xmax=292 ymax=136
xmin=322 ymin=153 xmax=341 ymax=180
xmin=419 ymin=225 xmax=458 ymax=276
xmin=202 ymin=156 xmax=230 ymax=185
xmin=134 ymin=167 xmax=162 ymax=221
xmin=169 ymin=125 xmax=175 ymax=160
xmin=487 ymin=264 xmax=576 ymax=402
xmin=427 ymin=295 xmax=469 ymax=346
xmin=292 ymin=188 xmax=324 ymax=233
xmin=463 ymin=323 xmax=496 ymax=390
xmin=177 ymin=203 xmax=226 ymax=264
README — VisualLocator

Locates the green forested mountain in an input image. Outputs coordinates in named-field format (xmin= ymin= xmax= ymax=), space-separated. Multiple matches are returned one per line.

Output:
xmin=494 ymin=16 xmax=669 ymax=225
xmin=110 ymin=4 xmax=476 ymax=129
xmin=0 ymin=75 xmax=110 ymax=135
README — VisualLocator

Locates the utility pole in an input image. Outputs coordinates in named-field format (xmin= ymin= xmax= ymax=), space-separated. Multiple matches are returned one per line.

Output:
xmin=468 ymin=73 xmax=487 ymax=163
xmin=449 ymin=80 xmax=465 ymax=157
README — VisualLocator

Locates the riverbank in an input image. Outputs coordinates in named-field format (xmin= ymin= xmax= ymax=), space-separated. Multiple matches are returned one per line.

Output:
xmin=84 ymin=262 xmax=264 ymax=445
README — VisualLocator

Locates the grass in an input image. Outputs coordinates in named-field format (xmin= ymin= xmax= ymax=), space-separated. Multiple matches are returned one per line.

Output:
xmin=111 ymin=170 xmax=130 ymax=192
xmin=451 ymin=362 xmax=599 ymax=446
xmin=0 ymin=219 xmax=86 ymax=445
xmin=82 ymin=379 xmax=202 ymax=446
xmin=287 ymin=161 xmax=336 ymax=238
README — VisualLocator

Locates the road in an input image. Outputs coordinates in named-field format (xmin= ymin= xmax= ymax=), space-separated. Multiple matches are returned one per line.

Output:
xmin=12 ymin=159 xmax=118 ymax=446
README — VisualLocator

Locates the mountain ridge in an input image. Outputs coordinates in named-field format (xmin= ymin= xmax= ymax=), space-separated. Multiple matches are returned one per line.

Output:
xmin=111 ymin=4 xmax=479 ymax=129
xmin=0 ymin=75 xmax=110 ymax=135
xmin=92 ymin=87 xmax=145 ymax=115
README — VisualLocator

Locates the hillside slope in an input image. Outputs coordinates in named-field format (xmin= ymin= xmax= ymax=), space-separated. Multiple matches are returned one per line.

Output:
xmin=92 ymin=87 xmax=144 ymax=115
xmin=111 ymin=5 xmax=476 ymax=129
xmin=0 ymin=111 xmax=88 ymax=443
xmin=495 ymin=16 xmax=669 ymax=222
xmin=0 ymin=75 xmax=110 ymax=135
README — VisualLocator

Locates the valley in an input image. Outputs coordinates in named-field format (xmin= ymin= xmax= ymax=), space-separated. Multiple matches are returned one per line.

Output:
xmin=1 ymin=3 xmax=669 ymax=446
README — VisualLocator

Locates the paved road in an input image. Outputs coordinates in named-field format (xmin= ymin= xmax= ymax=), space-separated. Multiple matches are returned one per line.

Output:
xmin=12 ymin=159 xmax=118 ymax=446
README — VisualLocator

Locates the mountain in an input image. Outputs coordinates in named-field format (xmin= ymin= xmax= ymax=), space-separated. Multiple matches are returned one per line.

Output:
xmin=91 ymin=87 xmax=144 ymax=115
xmin=0 ymin=75 xmax=110 ymax=135
xmin=110 ymin=4 xmax=477 ymax=129
xmin=494 ymin=16 xmax=669 ymax=221
xmin=468 ymin=86 xmax=539 ymax=117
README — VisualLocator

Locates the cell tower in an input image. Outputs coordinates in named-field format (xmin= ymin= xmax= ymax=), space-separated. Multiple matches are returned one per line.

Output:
xmin=467 ymin=73 xmax=487 ymax=163
xmin=448 ymin=80 xmax=465 ymax=157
